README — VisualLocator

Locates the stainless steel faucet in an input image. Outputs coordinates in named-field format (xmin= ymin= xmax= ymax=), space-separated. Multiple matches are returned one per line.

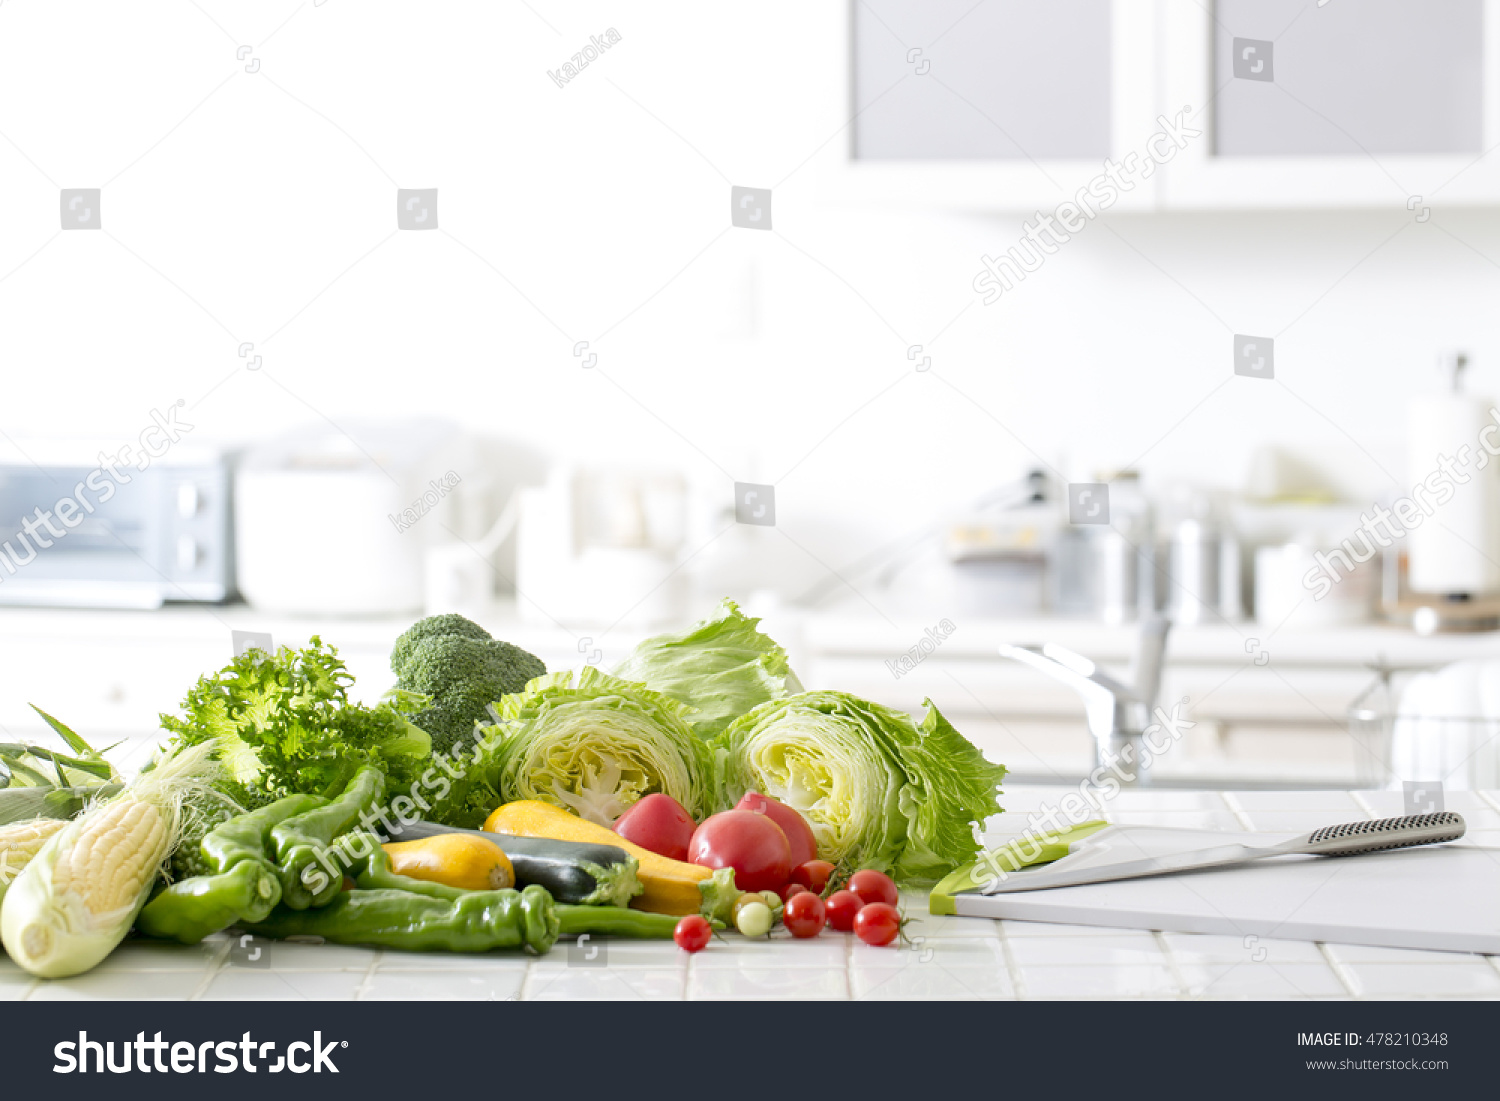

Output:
xmin=998 ymin=617 xmax=1171 ymax=786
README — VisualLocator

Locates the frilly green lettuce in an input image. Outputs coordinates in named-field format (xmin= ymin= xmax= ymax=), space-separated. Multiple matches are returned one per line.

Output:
xmin=612 ymin=599 xmax=802 ymax=739
xmin=715 ymin=691 xmax=1006 ymax=883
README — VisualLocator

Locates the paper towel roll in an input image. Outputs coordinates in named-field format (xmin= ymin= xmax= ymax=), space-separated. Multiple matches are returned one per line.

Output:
xmin=1407 ymin=395 xmax=1500 ymax=595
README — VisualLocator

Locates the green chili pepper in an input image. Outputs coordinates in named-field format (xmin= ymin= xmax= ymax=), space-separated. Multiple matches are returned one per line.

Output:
xmin=137 ymin=861 xmax=282 ymax=945
xmin=353 ymin=844 xmax=681 ymax=940
xmin=554 ymin=904 xmax=682 ymax=940
xmin=136 ymin=794 xmax=333 ymax=944
xmin=202 ymin=792 xmax=326 ymax=874
xmin=352 ymin=840 xmax=466 ymax=900
xmin=243 ymin=884 xmax=560 ymax=955
xmin=272 ymin=766 xmax=385 ymax=910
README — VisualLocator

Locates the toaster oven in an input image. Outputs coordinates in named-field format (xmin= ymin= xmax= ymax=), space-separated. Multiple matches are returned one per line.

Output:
xmin=0 ymin=442 xmax=233 ymax=609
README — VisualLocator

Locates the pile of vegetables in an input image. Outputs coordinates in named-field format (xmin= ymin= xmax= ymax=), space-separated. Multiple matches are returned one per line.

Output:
xmin=437 ymin=600 xmax=1007 ymax=884
xmin=0 ymin=597 xmax=1006 ymax=980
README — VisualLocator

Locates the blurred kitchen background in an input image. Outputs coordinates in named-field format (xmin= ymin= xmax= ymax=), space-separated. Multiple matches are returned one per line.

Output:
xmin=4 ymin=1 xmax=1500 ymax=790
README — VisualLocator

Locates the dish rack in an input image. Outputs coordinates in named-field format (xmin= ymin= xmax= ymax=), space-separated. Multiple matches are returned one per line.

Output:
xmin=1348 ymin=664 xmax=1500 ymax=790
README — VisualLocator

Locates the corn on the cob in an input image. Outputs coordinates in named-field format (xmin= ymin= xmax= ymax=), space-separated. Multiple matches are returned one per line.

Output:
xmin=52 ymin=796 xmax=170 ymax=915
xmin=0 ymin=818 xmax=68 ymax=898
xmin=0 ymin=741 xmax=218 ymax=978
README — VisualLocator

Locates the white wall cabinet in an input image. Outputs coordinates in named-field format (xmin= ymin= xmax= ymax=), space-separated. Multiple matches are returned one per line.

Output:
xmin=830 ymin=0 xmax=1500 ymax=211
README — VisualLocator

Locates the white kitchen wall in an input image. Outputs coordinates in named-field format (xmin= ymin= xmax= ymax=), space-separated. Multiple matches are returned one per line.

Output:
xmin=2 ymin=1 xmax=1497 ymax=596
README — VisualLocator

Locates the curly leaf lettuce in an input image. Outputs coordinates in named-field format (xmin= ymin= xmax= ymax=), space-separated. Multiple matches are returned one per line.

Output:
xmin=485 ymin=666 xmax=715 ymax=825
xmin=612 ymin=599 xmax=802 ymax=739
xmin=716 ymin=691 xmax=1006 ymax=883
xmin=159 ymin=637 xmax=431 ymax=807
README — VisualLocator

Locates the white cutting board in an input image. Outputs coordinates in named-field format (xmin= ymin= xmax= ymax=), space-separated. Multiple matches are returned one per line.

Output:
xmin=957 ymin=827 xmax=1500 ymax=954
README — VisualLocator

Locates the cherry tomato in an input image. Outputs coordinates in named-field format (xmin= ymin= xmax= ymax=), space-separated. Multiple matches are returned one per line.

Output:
xmin=848 ymin=869 xmax=899 ymax=908
xmin=731 ymin=892 xmax=767 ymax=925
xmin=780 ymin=882 xmax=808 ymax=902
xmin=734 ymin=791 xmax=818 ymax=867
xmin=674 ymin=914 xmax=712 ymax=952
xmin=790 ymin=859 xmax=835 ymax=894
xmin=825 ymin=889 xmax=863 ymax=932
xmin=688 ymin=810 xmax=791 ymax=893
xmin=735 ymin=901 xmax=774 ymax=938
xmin=854 ymin=902 xmax=901 ymax=947
xmin=782 ymin=891 xmax=827 ymax=938
xmin=613 ymin=793 xmax=697 ymax=862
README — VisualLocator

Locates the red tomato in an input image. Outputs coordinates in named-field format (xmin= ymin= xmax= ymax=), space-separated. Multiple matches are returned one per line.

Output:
xmin=673 ymin=914 xmax=712 ymax=952
xmin=854 ymin=903 xmax=901 ymax=947
xmin=783 ymin=891 xmax=827 ymax=938
xmin=688 ymin=810 xmax=792 ymax=893
xmin=790 ymin=859 xmax=835 ymax=894
xmin=825 ymin=890 xmax=863 ymax=932
xmin=780 ymin=882 xmax=808 ymax=902
xmin=848 ymin=869 xmax=899 ymax=908
xmin=734 ymin=791 xmax=818 ymax=867
xmin=613 ymin=793 xmax=697 ymax=862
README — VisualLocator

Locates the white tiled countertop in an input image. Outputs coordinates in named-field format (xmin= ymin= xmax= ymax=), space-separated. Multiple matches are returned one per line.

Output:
xmin=4 ymin=786 xmax=1499 ymax=1002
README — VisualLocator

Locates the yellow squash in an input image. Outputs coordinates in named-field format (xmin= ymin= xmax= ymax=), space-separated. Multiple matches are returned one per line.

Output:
xmin=484 ymin=800 xmax=735 ymax=918
xmin=381 ymin=833 xmax=514 ymax=892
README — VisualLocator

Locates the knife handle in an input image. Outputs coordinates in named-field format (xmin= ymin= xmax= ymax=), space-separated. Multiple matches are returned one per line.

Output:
xmin=1300 ymin=811 xmax=1466 ymax=856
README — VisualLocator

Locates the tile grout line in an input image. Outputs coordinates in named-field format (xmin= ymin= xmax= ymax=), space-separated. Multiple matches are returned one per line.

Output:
xmin=518 ymin=957 xmax=536 ymax=1001
xmin=1476 ymin=791 xmax=1500 ymax=816
xmin=996 ymin=921 xmax=1028 ymax=1000
xmin=1152 ymin=930 xmax=1190 ymax=1000
xmin=187 ymin=939 xmax=231 ymax=1001
xmin=1347 ymin=791 xmax=1377 ymax=819
xmin=1317 ymin=943 xmax=1361 ymax=999
xmin=352 ymin=950 xmax=383 ymax=1001
xmin=1218 ymin=791 xmax=1256 ymax=831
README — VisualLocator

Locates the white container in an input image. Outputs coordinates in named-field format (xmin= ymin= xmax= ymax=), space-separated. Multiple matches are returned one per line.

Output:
xmin=1254 ymin=543 xmax=1374 ymax=627
xmin=1407 ymin=393 xmax=1500 ymax=596
xmin=515 ymin=467 xmax=687 ymax=628
xmin=236 ymin=421 xmax=464 ymax=616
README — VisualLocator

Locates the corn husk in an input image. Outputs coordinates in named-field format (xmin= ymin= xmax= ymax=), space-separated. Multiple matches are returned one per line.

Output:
xmin=0 ymin=742 xmax=219 ymax=978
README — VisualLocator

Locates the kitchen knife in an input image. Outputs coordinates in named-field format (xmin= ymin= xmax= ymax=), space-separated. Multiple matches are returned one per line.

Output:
xmin=980 ymin=811 xmax=1466 ymax=894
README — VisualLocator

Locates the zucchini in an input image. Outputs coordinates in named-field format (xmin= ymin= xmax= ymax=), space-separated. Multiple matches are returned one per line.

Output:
xmin=380 ymin=820 xmax=642 ymax=907
xmin=483 ymin=800 xmax=740 ymax=921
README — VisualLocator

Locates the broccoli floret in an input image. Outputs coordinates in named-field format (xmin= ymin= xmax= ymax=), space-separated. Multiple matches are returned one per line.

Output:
xmin=392 ymin=631 xmax=545 ymax=755
xmin=390 ymin=613 xmax=493 ymax=676
xmin=168 ymin=790 xmax=240 ymax=882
